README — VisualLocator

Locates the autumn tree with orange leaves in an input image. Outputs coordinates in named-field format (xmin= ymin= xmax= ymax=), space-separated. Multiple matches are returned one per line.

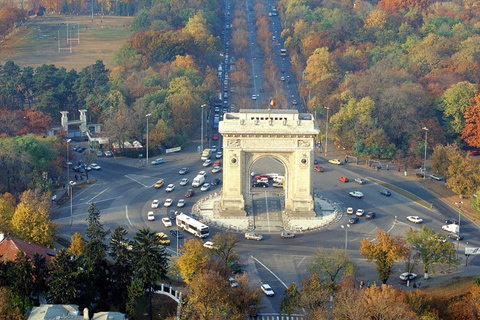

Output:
xmin=461 ymin=93 xmax=480 ymax=148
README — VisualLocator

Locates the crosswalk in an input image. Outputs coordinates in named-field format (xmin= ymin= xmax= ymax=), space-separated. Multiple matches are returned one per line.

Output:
xmin=251 ymin=314 xmax=305 ymax=320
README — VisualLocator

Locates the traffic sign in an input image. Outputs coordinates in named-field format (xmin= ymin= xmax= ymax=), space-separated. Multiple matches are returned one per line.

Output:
xmin=465 ymin=248 xmax=480 ymax=255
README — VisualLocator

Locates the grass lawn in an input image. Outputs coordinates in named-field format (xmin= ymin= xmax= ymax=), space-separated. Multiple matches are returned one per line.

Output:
xmin=0 ymin=14 xmax=134 ymax=71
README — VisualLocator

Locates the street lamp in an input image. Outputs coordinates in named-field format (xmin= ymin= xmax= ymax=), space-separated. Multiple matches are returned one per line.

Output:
xmin=422 ymin=127 xmax=428 ymax=181
xmin=455 ymin=201 xmax=463 ymax=258
xmin=324 ymin=107 xmax=330 ymax=156
xmin=341 ymin=224 xmax=350 ymax=253
xmin=66 ymin=139 xmax=71 ymax=195
xmin=145 ymin=114 xmax=151 ymax=167
xmin=201 ymin=104 xmax=206 ymax=152
xmin=69 ymin=181 xmax=76 ymax=234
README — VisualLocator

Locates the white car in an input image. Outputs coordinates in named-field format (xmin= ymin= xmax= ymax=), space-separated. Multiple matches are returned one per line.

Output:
xmin=203 ymin=160 xmax=212 ymax=167
xmin=180 ymin=178 xmax=189 ymax=186
xmin=177 ymin=199 xmax=185 ymax=208
xmin=90 ymin=163 xmax=101 ymax=170
xmin=349 ymin=191 xmax=364 ymax=198
xmin=203 ymin=241 xmax=216 ymax=249
xmin=164 ymin=199 xmax=173 ymax=207
xmin=252 ymin=95 xmax=257 ymax=100
xmin=261 ymin=284 xmax=274 ymax=296
xmin=407 ymin=216 xmax=423 ymax=224
xmin=212 ymin=166 xmax=222 ymax=173
xmin=201 ymin=183 xmax=211 ymax=191
xmin=399 ymin=273 xmax=417 ymax=281
xmin=104 ymin=150 xmax=113 ymax=157
xmin=162 ymin=217 xmax=172 ymax=227
xmin=166 ymin=184 xmax=175 ymax=192
xmin=151 ymin=199 xmax=159 ymax=208
xmin=216 ymin=152 xmax=223 ymax=159
xmin=147 ymin=211 xmax=155 ymax=221
xmin=355 ymin=209 xmax=365 ymax=217
xmin=198 ymin=171 xmax=207 ymax=176
xmin=346 ymin=207 xmax=354 ymax=214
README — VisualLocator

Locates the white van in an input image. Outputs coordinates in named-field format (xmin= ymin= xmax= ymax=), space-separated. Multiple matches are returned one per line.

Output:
xmin=192 ymin=175 xmax=205 ymax=187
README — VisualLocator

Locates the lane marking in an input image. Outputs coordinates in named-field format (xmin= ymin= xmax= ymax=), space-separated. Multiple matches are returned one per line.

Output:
xmin=125 ymin=175 xmax=150 ymax=187
xmin=251 ymin=255 xmax=288 ymax=288
xmin=125 ymin=205 xmax=133 ymax=226
xmin=84 ymin=188 xmax=109 ymax=203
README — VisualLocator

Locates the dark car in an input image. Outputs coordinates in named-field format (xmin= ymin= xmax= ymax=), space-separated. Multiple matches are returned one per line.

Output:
xmin=444 ymin=219 xmax=459 ymax=225
xmin=211 ymin=178 xmax=222 ymax=186
xmin=380 ymin=189 xmax=391 ymax=196
xmin=169 ymin=210 xmax=176 ymax=220
xmin=170 ymin=229 xmax=184 ymax=239
xmin=447 ymin=233 xmax=464 ymax=241
xmin=252 ymin=181 xmax=269 ymax=188
xmin=365 ymin=212 xmax=376 ymax=219
xmin=185 ymin=189 xmax=195 ymax=198
xmin=349 ymin=217 xmax=359 ymax=224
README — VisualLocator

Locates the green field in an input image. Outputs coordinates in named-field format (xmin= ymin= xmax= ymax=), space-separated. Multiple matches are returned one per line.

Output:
xmin=0 ymin=14 xmax=134 ymax=70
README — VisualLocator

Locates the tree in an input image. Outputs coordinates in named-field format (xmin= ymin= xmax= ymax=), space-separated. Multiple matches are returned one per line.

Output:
xmin=67 ymin=232 xmax=85 ymax=256
xmin=225 ymin=272 xmax=262 ymax=320
xmin=307 ymin=247 xmax=356 ymax=283
xmin=48 ymin=248 xmax=81 ymax=304
xmin=210 ymin=232 xmax=239 ymax=276
xmin=109 ymin=226 xmax=133 ymax=313
xmin=461 ymin=93 xmax=480 ymax=148
xmin=31 ymin=253 xmax=49 ymax=305
xmin=359 ymin=229 xmax=410 ymax=284
xmin=173 ymin=238 xmax=209 ymax=284
xmin=0 ymin=286 xmax=25 ymax=320
xmin=131 ymin=228 xmax=169 ymax=320
xmin=362 ymin=284 xmax=417 ymax=319
xmin=11 ymin=251 xmax=33 ymax=312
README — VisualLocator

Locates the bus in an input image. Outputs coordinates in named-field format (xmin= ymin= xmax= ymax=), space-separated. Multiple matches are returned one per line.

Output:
xmin=176 ymin=213 xmax=209 ymax=238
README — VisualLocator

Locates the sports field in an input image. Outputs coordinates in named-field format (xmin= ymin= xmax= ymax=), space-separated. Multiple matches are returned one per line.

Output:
xmin=0 ymin=14 xmax=134 ymax=70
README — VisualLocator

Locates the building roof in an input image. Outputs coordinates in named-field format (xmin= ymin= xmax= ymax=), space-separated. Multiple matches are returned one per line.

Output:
xmin=0 ymin=235 xmax=57 ymax=263
xmin=91 ymin=312 xmax=126 ymax=320
xmin=28 ymin=304 xmax=82 ymax=320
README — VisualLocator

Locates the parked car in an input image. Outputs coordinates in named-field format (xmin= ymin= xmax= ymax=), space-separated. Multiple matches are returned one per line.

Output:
xmin=407 ymin=216 xmax=423 ymax=224
xmin=272 ymin=182 xmax=284 ymax=188
xmin=96 ymin=151 xmax=103 ymax=157
xmin=339 ymin=176 xmax=349 ymax=183
xmin=447 ymin=233 xmax=464 ymax=241
xmin=329 ymin=159 xmax=342 ymax=165
xmin=281 ymin=231 xmax=295 ymax=239
xmin=245 ymin=232 xmax=263 ymax=241
xmin=164 ymin=199 xmax=173 ymax=207
xmin=151 ymin=200 xmax=159 ymax=208
xmin=314 ymin=165 xmax=324 ymax=172
xmin=104 ymin=150 xmax=113 ymax=157
xmin=211 ymin=178 xmax=221 ymax=186
xmin=170 ymin=229 xmax=184 ymax=239
xmin=165 ymin=184 xmax=175 ymax=192
xmin=348 ymin=217 xmax=359 ymax=224
xmin=254 ymin=174 xmax=270 ymax=180
xmin=399 ymin=273 xmax=417 ymax=281
xmin=355 ymin=209 xmax=365 ymax=217
xmin=430 ymin=174 xmax=443 ymax=181
xmin=154 ymin=179 xmax=164 ymax=188
xmin=346 ymin=207 xmax=354 ymax=215
xmin=162 ymin=217 xmax=172 ymax=227
xmin=349 ymin=191 xmax=364 ymax=198
xmin=252 ymin=181 xmax=269 ymax=188
xmin=180 ymin=178 xmax=189 ymax=186
xmin=185 ymin=189 xmax=195 ymax=197
xmin=177 ymin=199 xmax=186 ymax=208
xmin=261 ymin=284 xmax=274 ymax=296
xmin=152 ymin=158 xmax=165 ymax=165
xmin=365 ymin=212 xmax=376 ymax=219
xmin=354 ymin=178 xmax=366 ymax=185
xmin=179 ymin=167 xmax=189 ymax=175
xmin=156 ymin=232 xmax=171 ymax=245
xmin=380 ymin=189 xmax=391 ymax=196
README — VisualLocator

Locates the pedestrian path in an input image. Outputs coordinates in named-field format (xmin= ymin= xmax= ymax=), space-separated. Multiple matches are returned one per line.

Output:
xmin=252 ymin=314 xmax=305 ymax=320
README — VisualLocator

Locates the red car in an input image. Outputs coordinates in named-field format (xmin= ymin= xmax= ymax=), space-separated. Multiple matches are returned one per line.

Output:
xmin=339 ymin=176 xmax=349 ymax=183
xmin=213 ymin=160 xmax=222 ymax=167
xmin=212 ymin=133 xmax=219 ymax=140
xmin=469 ymin=150 xmax=480 ymax=156
xmin=254 ymin=174 xmax=270 ymax=180
xmin=314 ymin=165 xmax=324 ymax=172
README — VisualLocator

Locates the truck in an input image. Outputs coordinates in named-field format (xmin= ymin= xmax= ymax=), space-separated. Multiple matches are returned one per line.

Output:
xmin=442 ymin=224 xmax=459 ymax=233
xmin=192 ymin=175 xmax=205 ymax=187
xmin=201 ymin=148 xmax=212 ymax=161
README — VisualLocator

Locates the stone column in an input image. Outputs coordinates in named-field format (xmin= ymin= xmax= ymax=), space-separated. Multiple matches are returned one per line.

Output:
xmin=60 ymin=111 xmax=69 ymax=134
xmin=79 ymin=109 xmax=87 ymax=134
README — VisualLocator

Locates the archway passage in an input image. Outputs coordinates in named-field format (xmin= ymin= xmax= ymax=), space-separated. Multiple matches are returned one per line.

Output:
xmin=218 ymin=109 xmax=319 ymax=218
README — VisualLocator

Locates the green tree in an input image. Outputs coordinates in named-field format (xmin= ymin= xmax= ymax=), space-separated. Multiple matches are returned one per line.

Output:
xmin=31 ymin=253 xmax=49 ymax=305
xmin=11 ymin=251 xmax=33 ymax=312
xmin=359 ymin=229 xmax=410 ymax=284
xmin=307 ymin=247 xmax=356 ymax=283
xmin=48 ymin=248 xmax=81 ymax=304
xmin=406 ymin=226 xmax=459 ymax=279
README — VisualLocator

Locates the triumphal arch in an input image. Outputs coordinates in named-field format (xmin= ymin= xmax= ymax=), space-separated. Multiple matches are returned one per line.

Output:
xmin=218 ymin=109 xmax=319 ymax=217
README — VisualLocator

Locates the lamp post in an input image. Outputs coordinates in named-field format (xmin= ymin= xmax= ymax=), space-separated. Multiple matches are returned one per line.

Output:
xmin=324 ymin=107 xmax=330 ymax=156
xmin=422 ymin=127 xmax=428 ymax=181
xmin=341 ymin=224 xmax=350 ymax=253
xmin=66 ymin=139 xmax=71 ymax=195
xmin=455 ymin=201 xmax=463 ymax=258
xmin=201 ymin=104 xmax=206 ymax=152
xmin=145 ymin=114 xmax=151 ymax=167
xmin=69 ymin=181 xmax=76 ymax=234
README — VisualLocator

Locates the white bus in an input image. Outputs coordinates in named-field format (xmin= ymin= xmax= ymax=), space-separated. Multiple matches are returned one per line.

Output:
xmin=176 ymin=213 xmax=209 ymax=238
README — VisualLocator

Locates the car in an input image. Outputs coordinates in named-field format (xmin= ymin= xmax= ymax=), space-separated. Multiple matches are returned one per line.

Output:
xmin=211 ymin=178 xmax=221 ymax=186
xmin=407 ymin=216 xmax=423 ymax=224
xmin=162 ymin=217 xmax=172 ymax=227
xmin=245 ymin=232 xmax=263 ymax=241
xmin=77 ymin=147 xmax=87 ymax=153
xmin=89 ymin=163 xmax=101 ymax=170
xmin=177 ymin=199 xmax=186 ymax=207
xmin=147 ymin=211 xmax=155 ymax=221
xmin=252 ymin=95 xmax=257 ymax=100
xmin=339 ymin=176 xmax=349 ymax=183
xmin=211 ymin=145 xmax=217 ymax=152
xmin=203 ymin=160 xmax=212 ymax=167
xmin=151 ymin=200 xmax=160 ymax=208
xmin=365 ymin=211 xmax=376 ymax=219
xmin=346 ymin=207 xmax=354 ymax=215
xmin=170 ymin=229 xmax=184 ymax=239
xmin=254 ymin=174 xmax=270 ymax=180
xmin=104 ymin=150 xmax=113 ymax=157
xmin=152 ymin=158 xmax=165 ymax=165
xmin=203 ymin=241 xmax=216 ymax=249
xmin=355 ymin=209 xmax=365 ymax=217
xmin=444 ymin=219 xmax=459 ymax=225
xmin=280 ymin=76 xmax=285 ymax=81
xmin=198 ymin=171 xmax=207 ymax=176
xmin=281 ymin=231 xmax=295 ymax=239
xmin=272 ymin=182 xmax=284 ymax=188
xmin=430 ymin=174 xmax=443 ymax=181
xmin=73 ymin=166 xmax=85 ymax=173
xmin=354 ymin=178 xmax=366 ymax=185
xmin=165 ymin=184 xmax=175 ymax=192
xmin=212 ymin=166 xmax=222 ymax=173
xmin=469 ymin=150 xmax=480 ymax=156
xmin=349 ymin=191 xmax=364 ymax=198
xmin=154 ymin=180 xmax=164 ymax=188
xmin=201 ymin=183 xmax=211 ymax=191
xmin=348 ymin=216 xmax=359 ymax=224
xmin=287 ymin=78 xmax=291 ymax=84
xmin=96 ymin=151 xmax=103 ymax=157
xmin=329 ymin=159 xmax=342 ymax=165
xmin=447 ymin=233 xmax=464 ymax=241
xmin=281 ymin=68 xmax=285 ymax=73
xmin=261 ymin=284 xmax=274 ymax=296
xmin=213 ymin=160 xmax=222 ymax=167
xmin=156 ymin=232 xmax=171 ymax=245
xmin=216 ymin=152 xmax=223 ymax=159
xmin=164 ymin=199 xmax=173 ymax=207
xmin=180 ymin=178 xmax=189 ymax=186
xmin=380 ymin=189 xmax=391 ymax=196
xmin=169 ymin=210 xmax=176 ymax=220
xmin=212 ymin=133 xmax=219 ymax=140
xmin=314 ymin=165 xmax=324 ymax=172
xmin=228 ymin=277 xmax=238 ymax=288
xmin=73 ymin=145 xmax=80 ymax=151
xmin=185 ymin=189 xmax=195 ymax=197
xmin=252 ymin=181 xmax=268 ymax=188
xmin=179 ymin=167 xmax=189 ymax=175
xmin=399 ymin=273 xmax=417 ymax=281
